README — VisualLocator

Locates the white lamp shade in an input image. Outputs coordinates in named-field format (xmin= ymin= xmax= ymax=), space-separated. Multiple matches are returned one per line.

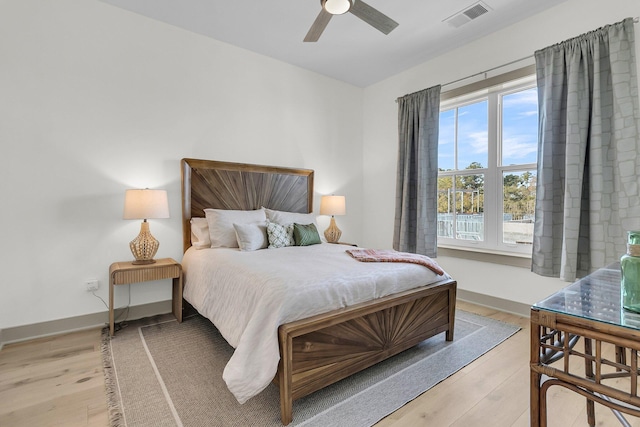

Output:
xmin=323 ymin=0 xmax=352 ymax=15
xmin=320 ymin=195 xmax=346 ymax=216
xmin=123 ymin=189 xmax=170 ymax=220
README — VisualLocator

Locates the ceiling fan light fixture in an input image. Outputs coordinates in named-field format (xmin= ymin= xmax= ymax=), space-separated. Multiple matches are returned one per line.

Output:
xmin=322 ymin=0 xmax=352 ymax=15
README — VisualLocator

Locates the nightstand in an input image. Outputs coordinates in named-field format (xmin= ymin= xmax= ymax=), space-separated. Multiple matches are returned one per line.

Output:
xmin=109 ymin=258 xmax=183 ymax=336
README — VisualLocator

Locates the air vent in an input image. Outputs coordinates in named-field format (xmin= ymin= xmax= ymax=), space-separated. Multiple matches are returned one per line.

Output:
xmin=444 ymin=1 xmax=491 ymax=28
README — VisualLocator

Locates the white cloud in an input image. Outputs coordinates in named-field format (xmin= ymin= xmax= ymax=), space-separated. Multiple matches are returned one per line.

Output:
xmin=502 ymin=135 xmax=538 ymax=163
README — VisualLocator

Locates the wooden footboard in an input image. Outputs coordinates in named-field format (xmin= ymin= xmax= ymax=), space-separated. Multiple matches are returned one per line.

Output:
xmin=276 ymin=278 xmax=456 ymax=425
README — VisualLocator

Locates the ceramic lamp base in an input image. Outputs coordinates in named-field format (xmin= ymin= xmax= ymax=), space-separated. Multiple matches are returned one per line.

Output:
xmin=324 ymin=216 xmax=342 ymax=243
xmin=129 ymin=221 xmax=159 ymax=264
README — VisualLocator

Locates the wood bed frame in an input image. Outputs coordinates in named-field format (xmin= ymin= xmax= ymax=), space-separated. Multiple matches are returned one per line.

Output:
xmin=180 ymin=158 xmax=457 ymax=425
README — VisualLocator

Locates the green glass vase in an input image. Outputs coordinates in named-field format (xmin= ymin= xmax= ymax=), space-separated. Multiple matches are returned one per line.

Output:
xmin=621 ymin=230 xmax=640 ymax=313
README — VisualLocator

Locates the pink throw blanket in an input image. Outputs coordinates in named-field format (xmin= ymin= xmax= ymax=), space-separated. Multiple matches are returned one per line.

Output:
xmin=345 ymin=249 xmax=445 ymax=276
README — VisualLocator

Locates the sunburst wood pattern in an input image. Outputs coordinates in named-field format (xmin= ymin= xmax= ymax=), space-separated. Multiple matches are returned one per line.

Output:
xmin=290 ymin=287 xmax=449 ymax=399
xmin=292 ymin=294 xmax=449 ymax=374
xmin=190 ymin=169 xmax=309 ymax=213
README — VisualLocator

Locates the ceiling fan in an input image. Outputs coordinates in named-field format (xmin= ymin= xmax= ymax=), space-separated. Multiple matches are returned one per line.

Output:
xmin=304 ymin=0 xmax=399 ymax=42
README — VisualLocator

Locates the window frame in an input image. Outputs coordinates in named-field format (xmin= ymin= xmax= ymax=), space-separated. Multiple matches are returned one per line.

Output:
xmin=437 ymin=66 xmax=538 ymax=257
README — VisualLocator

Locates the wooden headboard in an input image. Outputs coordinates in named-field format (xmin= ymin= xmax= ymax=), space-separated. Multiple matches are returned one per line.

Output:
xmin=180 ymin=158 xmax=314 ymax=253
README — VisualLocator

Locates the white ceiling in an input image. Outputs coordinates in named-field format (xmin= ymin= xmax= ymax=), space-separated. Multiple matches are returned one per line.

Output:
xmin=99 ymin=0 xmax=566 ymax=87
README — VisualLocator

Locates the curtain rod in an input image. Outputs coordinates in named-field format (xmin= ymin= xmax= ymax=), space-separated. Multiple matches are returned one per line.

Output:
xmin=441 ymin=55 xmax=532 ymax=89
xmin=442 ymin=16 xmax=639 ymax=89
xmin=395 ymin=55 xmax=532 ymax=103
xmin=396 ymin=16 xmax=639 ymax=103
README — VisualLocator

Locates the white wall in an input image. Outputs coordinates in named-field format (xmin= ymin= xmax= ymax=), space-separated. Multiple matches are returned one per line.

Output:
xmin=361 ymin=0 xmax=640 ymax=306
xmin=0 ymin=0 xmax=364 ymax=329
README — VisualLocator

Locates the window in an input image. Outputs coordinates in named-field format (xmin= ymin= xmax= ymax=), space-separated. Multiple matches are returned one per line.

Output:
xmin=437 ymin=74 xmax=538 ymax=255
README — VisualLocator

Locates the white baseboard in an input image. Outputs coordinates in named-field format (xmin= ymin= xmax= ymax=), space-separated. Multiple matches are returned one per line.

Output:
xmin=0 ymin=300 xmax=172 ymax=347
xmin=458 ymin=289 xmax=531 ymax=317
xmin=0 ymin=292 xmax=530 ymax=348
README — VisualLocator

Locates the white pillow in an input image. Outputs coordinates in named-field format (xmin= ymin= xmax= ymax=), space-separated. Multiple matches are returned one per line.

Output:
xmin=263 ymin=207 xmax=317 ymax=226
xmin=204 ymin=208 xmax=267 ymax=248
xmin=190 ymin=217 xmax=211 ymax=249
xmin=233 ymin=222 xmax=268 ymax=251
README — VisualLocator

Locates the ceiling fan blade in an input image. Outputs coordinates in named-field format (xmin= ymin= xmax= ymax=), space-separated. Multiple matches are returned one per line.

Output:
xmin=349 ymin=0 xmax=399 ymax=35
xmin=304 ymin=9 xmax=333 ymax=42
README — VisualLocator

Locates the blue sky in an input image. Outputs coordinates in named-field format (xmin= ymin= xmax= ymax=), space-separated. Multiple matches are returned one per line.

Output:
xmin=502 ymin=88 xmax=539 ymax=165
xmin=438 ymin=87 xmax=538 ymax=170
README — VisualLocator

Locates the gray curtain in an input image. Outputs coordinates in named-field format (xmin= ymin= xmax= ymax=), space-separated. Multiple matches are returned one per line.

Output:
xmin=393 ymin=85 xmax=441 ymax=257
xmin=532 ymin=18 xmax=640 ymax=281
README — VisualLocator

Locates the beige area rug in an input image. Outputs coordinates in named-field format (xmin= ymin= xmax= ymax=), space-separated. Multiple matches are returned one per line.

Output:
xmin=102 ymin=310 xmax=520 ymax=427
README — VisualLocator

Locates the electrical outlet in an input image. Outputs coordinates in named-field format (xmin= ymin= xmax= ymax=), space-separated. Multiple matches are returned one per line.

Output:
xmin=85 ymin=279 xmax=99 ymax=292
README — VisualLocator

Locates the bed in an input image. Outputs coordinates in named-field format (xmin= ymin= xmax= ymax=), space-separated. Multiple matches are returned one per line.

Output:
xmin=180 ymin=158 xmax=457 ymax=425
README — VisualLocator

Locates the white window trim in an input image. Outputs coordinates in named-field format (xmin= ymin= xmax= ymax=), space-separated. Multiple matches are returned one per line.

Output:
xmin=437 ymin=67 xmax=537 ymax=257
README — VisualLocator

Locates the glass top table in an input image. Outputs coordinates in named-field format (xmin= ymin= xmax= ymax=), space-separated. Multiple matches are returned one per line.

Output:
xmin=533 ymin=262 xmax=640 ymax=331
xmin=530 ymin=262 xmax=640 ymax=426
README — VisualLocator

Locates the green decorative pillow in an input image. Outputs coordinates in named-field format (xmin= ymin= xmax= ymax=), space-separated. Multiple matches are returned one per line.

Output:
xmin=266 ymin=221 xmax=295 ymax=248
xmin=293 ymin=223 xmax=322 ymax=246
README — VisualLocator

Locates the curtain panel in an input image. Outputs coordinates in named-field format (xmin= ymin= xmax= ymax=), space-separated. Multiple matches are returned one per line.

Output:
xmin=533 ymin=18 xmax=640 ymax=281
xmin=394 ymin=86 xmax=441 ymax=257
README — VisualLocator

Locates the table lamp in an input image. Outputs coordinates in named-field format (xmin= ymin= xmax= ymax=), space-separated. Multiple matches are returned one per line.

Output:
xmin=319 ymin=195 xmax=346 ymax=243
xmin=123 ymin=189 xmax=170 ymax=264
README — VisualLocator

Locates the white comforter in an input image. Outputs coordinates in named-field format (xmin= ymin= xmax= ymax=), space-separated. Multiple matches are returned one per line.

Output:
xmin=181 ymin=243 xmax=449 ymax=404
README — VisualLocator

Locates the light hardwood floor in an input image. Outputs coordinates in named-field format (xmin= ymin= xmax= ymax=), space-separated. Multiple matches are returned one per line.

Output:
xmin=0 ymin=301 xmax=637 ymax=426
